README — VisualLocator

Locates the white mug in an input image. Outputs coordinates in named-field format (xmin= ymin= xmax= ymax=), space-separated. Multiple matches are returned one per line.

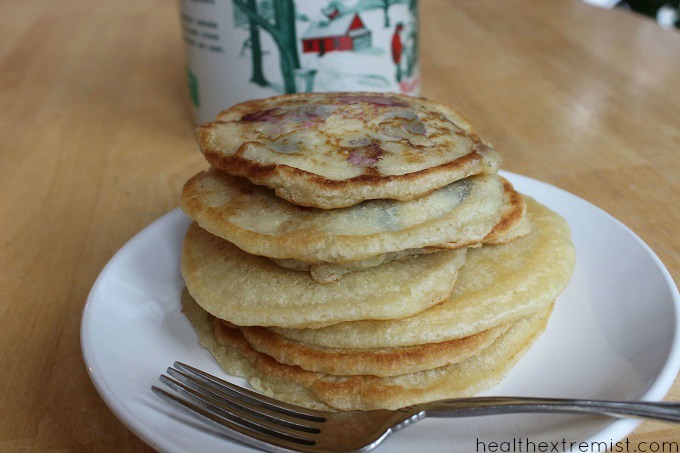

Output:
xmin=179 ymin=0 xmax=420 ymax=124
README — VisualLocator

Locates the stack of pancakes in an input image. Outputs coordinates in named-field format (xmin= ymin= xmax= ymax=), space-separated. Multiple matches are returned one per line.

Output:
xmin=179 ymin=93 xmax=575 ymax=411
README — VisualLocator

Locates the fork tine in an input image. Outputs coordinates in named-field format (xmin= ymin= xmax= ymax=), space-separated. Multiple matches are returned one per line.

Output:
xmin=173 ymin=361 xmax=326 ymax=421
xmin=160 ymin=373 xmax=320 ymax=436
xmin=152 ymin=385 xmax=318 ymax=453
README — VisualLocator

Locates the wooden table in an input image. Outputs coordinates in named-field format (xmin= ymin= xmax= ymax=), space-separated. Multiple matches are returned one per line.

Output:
xmin=1 ymin=0 xmax=678 ymax=450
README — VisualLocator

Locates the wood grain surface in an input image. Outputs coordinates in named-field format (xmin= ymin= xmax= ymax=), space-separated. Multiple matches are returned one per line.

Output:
xmin=1 ymin=0 xmax=678 ymax=450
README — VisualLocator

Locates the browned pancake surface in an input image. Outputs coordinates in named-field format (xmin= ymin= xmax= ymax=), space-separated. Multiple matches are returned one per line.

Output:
xmin=238 ymin=322 xmax=510 ymax=377
xmin=196 ymin=92 xmax=501 ymax=208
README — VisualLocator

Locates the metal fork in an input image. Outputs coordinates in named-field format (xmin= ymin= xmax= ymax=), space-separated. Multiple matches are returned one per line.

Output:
xmin=152 ymin=362 xmax=680 ymax=453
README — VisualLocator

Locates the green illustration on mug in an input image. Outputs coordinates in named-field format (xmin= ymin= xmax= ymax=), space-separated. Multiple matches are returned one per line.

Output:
xmin=232 ymin=0 xmax=418 ymax=95
xmin=233 ymin=0 xmax=301 ymax=93
xmin=186 ymin=67 xmax=200 ymax=108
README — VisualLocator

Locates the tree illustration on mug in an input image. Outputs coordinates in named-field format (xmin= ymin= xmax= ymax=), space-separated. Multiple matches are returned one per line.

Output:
xmin=233 ymin=0 xmax=301 ymax=94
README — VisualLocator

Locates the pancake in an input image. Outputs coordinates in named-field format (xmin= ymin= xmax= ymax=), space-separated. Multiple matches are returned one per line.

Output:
xmin=195 ymin=92 xmax=502 ymax=209
xmin=483 ymin=177 xmax=529 ymax=244
xmin=182 ymin=292 xmax=552 ymax=411
xmin=272 ymin=177 xmax=529 ymax=283
xmin=271 ymin=197 xmax=575 ymax=348
xmin=237 ymin=316 xmax=510 ymax=377
xmin=181 ymin=223 xmax=468 ymax=328
xmin=487 ymin=214 xmax=532 ymax=245
xmin=180 ymin=168 xmax=503 ymax=264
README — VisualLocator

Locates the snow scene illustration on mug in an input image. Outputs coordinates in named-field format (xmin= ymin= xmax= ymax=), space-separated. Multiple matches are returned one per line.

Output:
xmin=232 ymin=0 xmax=419 ymax=96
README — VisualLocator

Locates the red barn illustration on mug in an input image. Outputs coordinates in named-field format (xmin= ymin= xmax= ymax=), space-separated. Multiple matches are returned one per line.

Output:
xmin=301 ymin=11 xmax=372 ymax=55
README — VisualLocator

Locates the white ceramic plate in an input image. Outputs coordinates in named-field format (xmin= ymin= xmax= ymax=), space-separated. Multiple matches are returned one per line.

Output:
xmin=81 ymin=172 xmax=680 ymax=453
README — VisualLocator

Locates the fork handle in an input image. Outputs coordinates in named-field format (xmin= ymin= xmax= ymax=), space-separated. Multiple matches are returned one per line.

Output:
xmin=416 ymin=396 xmax=680 ymax=423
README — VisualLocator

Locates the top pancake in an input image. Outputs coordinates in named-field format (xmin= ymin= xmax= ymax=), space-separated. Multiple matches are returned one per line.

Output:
xmin=195 ymin=92 xmax=502 ymax=209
